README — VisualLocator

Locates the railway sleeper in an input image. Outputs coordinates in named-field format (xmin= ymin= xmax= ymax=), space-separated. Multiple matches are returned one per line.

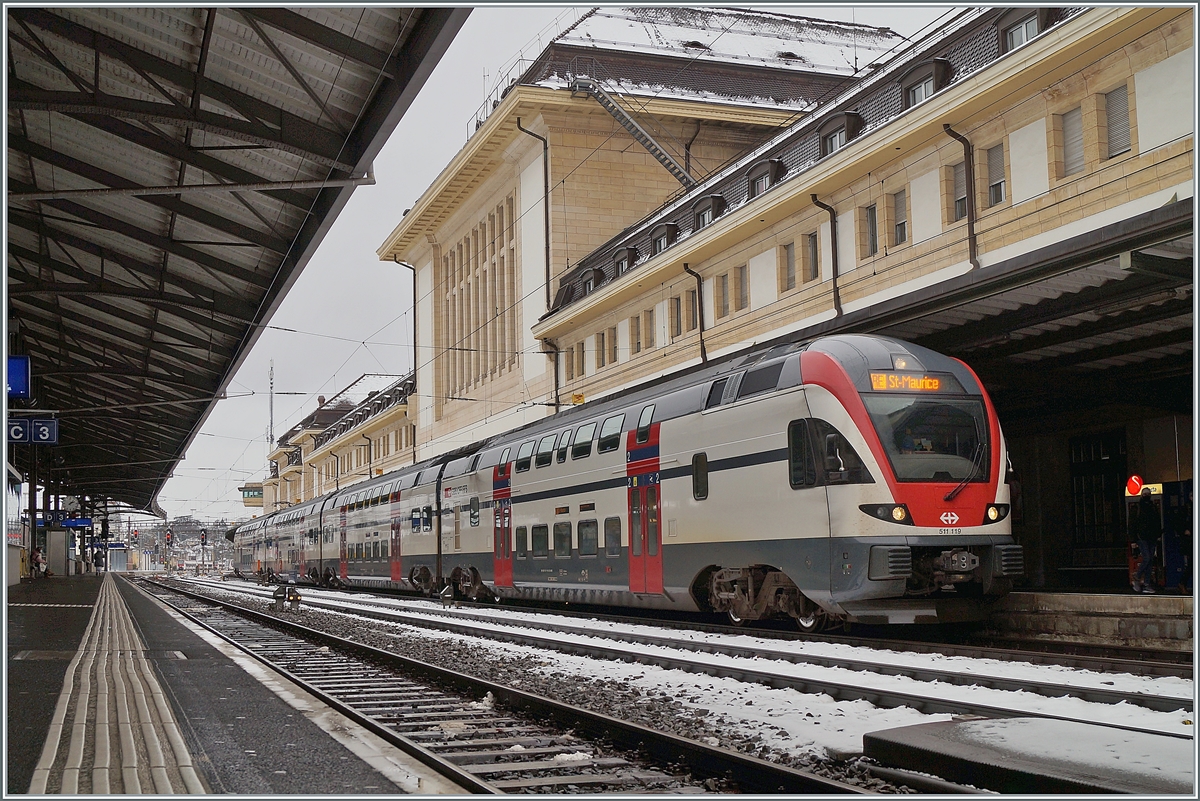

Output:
xmin=709 ymin=565 xmax=835 ymax=632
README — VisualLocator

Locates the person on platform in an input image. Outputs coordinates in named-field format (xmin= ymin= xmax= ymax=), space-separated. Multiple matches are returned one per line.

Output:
xmin=30 ymin=546 xmax=46 ymax=578
xmin=1132 ymin=486 xmax=1161 ymax=593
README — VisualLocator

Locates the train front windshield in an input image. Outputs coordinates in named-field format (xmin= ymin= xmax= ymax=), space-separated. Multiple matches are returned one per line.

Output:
xmin=861 ymin=394 xmax=990 ymax=483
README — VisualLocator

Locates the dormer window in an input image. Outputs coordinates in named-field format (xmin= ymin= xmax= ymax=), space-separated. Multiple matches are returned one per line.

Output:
xmin=613 ymin=246 xmax=637 ymax=275
xmin=998 ymin=8 xmax=1054 ymax=54
xmin=691 ymin=194 xmax=726 ymax=230
xmin=899 ymin=59 xmax=951 ymax=110
xmin=582 ymin=274 xmax=594 ymax=293
xmin=746 ymin=158 xmax=786 ymax=199
xmin=1005 ymin=14 xmax=1037 ymax=49
xmin=817 ymin=112 xmax=862 ymax=157
xmin=650 ymin=223 xmax=678 ymax=255
xmin=581 ymin=268 xmax=605 ymax=294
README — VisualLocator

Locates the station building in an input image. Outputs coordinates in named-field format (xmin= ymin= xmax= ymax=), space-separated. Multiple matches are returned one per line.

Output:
xmin=375 ymin=5 xmax=1193 ymax=589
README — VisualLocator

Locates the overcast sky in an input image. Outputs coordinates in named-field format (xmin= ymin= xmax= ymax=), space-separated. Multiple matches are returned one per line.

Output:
xmin=154 ymin=5 xmax=959 ymax=524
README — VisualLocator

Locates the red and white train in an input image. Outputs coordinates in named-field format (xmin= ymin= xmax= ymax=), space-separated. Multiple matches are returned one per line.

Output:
xmin=233 ymin=334 xmax=1023 ymax=629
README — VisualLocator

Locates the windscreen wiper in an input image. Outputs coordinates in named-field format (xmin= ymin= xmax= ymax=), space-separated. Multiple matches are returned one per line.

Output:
xmin=945 ymin=442 xmax=985 ymax=501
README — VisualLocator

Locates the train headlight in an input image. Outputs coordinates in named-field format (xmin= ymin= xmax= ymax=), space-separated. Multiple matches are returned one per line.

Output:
xmin=859 ymin=504 xmax=914 ymax=525
xmin=983 ymin=504 xmax=1010 ymax=524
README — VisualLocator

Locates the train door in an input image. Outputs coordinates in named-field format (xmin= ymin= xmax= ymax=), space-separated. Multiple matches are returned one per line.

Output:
xmin=390 ymin=488 xmax=404 ymax=581
xmin=492 ymin=461 xmax=513 ymax=587
xmin=627 ymin=406 xmax=663 ymax=594
xmin=338 ymin=502 xmax=348 ymax=580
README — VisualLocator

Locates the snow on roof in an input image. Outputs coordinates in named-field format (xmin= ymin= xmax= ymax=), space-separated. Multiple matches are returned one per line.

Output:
xmin=556 ymin=6 xmax=905 ymax=75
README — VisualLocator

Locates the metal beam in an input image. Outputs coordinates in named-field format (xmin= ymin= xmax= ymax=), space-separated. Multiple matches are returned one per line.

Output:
xmin=239 ymin=8 xmax=396 ymax=76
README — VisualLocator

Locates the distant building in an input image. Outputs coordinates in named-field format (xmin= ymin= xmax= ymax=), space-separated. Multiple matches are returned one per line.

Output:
xmin=262 ymin=374 xmax=416 ymax=509
xmin=238 ymin=483 xmax=263 ymax=508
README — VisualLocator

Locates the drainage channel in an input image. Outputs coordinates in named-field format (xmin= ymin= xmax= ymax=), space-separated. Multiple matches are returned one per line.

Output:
xmin=140 ymin=580 xmax=866 ymax=795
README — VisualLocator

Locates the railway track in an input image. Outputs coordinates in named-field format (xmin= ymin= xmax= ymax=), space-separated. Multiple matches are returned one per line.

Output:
xmin=138 ymin=579 xmax=867 ymax=795
xmin=184 ymin=579 xmax=1193 ymax=731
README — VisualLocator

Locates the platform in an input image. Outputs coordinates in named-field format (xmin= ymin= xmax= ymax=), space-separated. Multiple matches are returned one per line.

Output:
xmin=6 ymin=572 xmax=464 ymax=794
xmin=987 ymin=591 xmax=1194 ymax=652
xmin=864 ymin=717 xmax=1194 ymax=794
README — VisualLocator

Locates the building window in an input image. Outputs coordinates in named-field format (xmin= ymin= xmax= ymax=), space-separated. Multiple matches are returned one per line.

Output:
xmin=595 ymin=331 xmax=606 ymax=368
xmin=987 ymin=144 xmax=1005 ymax=206
xmin=823 ymin=127 xmax=846 ymax=155
xmin=650 ymin=223 xmax=678 ymax=255
xmin=908 ymin=76 xmax=935 ymax=106
xmin=746 ymin=158 xmax=785 ymax=199
xmin=865 ymin=204 xmax=878 ymax=256
xmin=607 ymin=326 xmax=618 ymax=363
xmin=686 ymin=289 xmax=698 ymax=331
xmin=692 ymin=195 xmax=724 ymax=231
xmin=1004 ymin=14 xmax=1038 ymax=51
xmin=643 ymin=309 xmax=655 ymax=349
xmin=613 ymin=246 xmax=636 ymax=275
xmin=631 ymin=314 xmax=641 ymax=354
xmin=1105 ymin=84 xmax=1130 ymax=158
xmin=670 ymin=296 xmax=682 ymax=338
xmin=899 ymin=59 xmax=950 ymax=110
xmin=892 ymin=190 xmax=907 ymax=244
xmin=565 ymin=347 xmax=574 ymax=381
xmin=1062 ymin=106 xmax=1084 ymax=176
xmin=781 ymin=242 xmax=796 ymax=291
xmin=734 ymin=265 xmax=748 ymax=311
xmin=575 ymin=342 xmax=585 ymax=377
xmin=716 ymin=274 xmax=730 ymax=318
xmin=582 ymin=274 xmax=594 ymax=293
xmin=818 ymin=112 xmax=861 ymax=158
xmin=805 ymin=233 xmax=819 ymax=282
xmin=952 ymin=162 xmax=967 ymax=221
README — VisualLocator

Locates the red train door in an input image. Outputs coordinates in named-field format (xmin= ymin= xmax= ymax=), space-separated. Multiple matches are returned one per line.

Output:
xmin=338 ymin=504 xmax=348 ymax=579
xmin=626 ymin=419 xmax=663 ymax=594
xmin=492 ymin=463 xmax=514 ymax=587
xmin=390 ymin=490 xmax=404 ymax=581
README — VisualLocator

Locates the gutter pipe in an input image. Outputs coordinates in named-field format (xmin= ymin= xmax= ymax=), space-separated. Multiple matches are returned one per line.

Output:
xmin=943 ymin=124 xmax=981 ymax=270
xmin=810 ymin=195 xmax=843 ymax=317
xmin=681 ymin=263 xmax=708 ymax=363
xmin=516 ymin=117 xmax=552 ymax=310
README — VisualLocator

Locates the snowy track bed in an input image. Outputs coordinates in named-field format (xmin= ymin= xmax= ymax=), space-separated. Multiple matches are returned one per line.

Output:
xmin=178 ymin=579 xmax=1194 ymax=753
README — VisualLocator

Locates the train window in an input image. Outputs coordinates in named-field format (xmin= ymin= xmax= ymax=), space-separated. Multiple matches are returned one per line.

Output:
xmin=705 ymin=378 xmax=728 ymax=409
xmin=535 ymin=434 xmax=558 ymax=468
xmin=598 ymin=414 xmax=625 ymax=453
xmin=812 ymin=419 xmax=874 ymax=485
xmin=381 ymin=541 xmax=389 ymax=558
xmin=372 ymin=542 xmax=380 ymax=559
xmin=693 ymin=453 xmax=709 ymax=499
xmin=557 ymin=429 xmax=574 ymax=463
xmin=355 ymin=543 xmax=363 ymax=560
xmin=737 ymin=362 xmax=785 ymax=399
xmin=516 ymin=526 xmax=528 ymax=558
xmin=572 ymin=422 xmax=597 ymax=459
xmin=422 ymin=506 xmax=434 ymax=532
xmin=788 ymin=420 xmax=818 ymax=488
xmin=631 ymin=501 xmax=642 ymax=556
xmin=636 ymin=405 xmax=655 ymax=444
xmin=579 ymin=520 xmax=599 ymax=556
xmin=470 ymin=497 xmax=480 ymax=527
xmin=531 ymin=524 xmax=549 ymax=558
xmin=553 ymin=522 xmax=572 ymax=557
xmin=500 ymin=447 xmax=511 ymax=466
xmin=411 ymin=509 xmax=420 ymax=532
xmin=515 ymin=440 xmax=535 ymax=472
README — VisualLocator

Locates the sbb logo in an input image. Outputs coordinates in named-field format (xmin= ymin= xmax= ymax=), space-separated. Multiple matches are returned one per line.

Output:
xmin=940 ymin=512 xmax=960 ymax=525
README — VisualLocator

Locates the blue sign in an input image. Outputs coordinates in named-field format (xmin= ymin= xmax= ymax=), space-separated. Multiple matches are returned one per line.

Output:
xmin=7 ymin=418 xmax=57 ymax=444
xmin=7 ymin=356 xmax=31 ymax=399
xmin=8 ymin=419 xmax=30 ymax=444
xmin=31 ymin=419 xmax=58 ymax=445
xmin=37 ymin=512 xmax=91 ymax=527
xmin=63 ymin=518 xmax=93 ymax=529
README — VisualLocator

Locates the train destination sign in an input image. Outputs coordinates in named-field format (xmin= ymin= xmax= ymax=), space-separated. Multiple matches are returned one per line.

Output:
xmin=869 ymin=372 xmax=959 ymax=392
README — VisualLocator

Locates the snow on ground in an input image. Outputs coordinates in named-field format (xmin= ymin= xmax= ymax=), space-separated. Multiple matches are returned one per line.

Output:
xmin=190 ymin=581 xmax=1196 ymax=762
xmin=957 ymin=718 xmax=1195 ymax=789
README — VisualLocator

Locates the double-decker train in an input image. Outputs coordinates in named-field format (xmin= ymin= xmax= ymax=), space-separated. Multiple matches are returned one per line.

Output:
xmin=233 ymin=334 xmax=1023 ymax=629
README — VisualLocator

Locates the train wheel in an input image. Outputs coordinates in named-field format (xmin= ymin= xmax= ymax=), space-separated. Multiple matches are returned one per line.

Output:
xmin=727 ymin=610 xmax=751 ymax=627
xmin=793 ymin=599 xmax=826 ymax=633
